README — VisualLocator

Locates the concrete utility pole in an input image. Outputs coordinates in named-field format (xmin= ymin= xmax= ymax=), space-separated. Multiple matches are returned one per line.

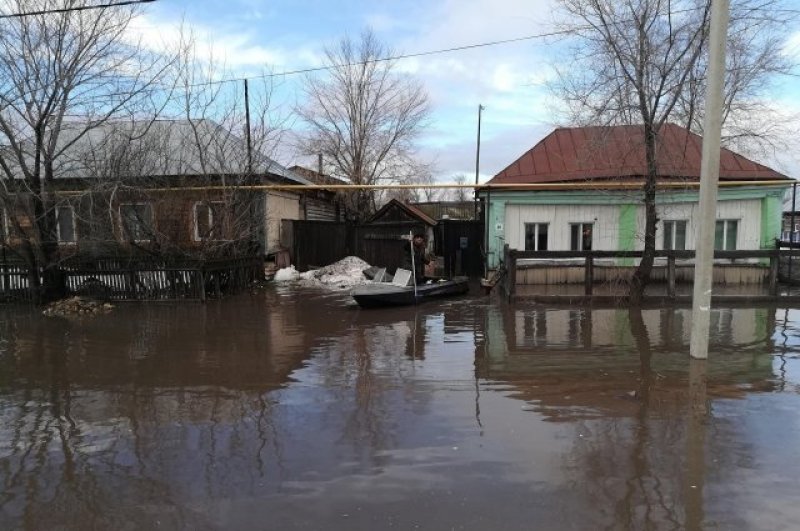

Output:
xmin=689 ymin=0 xmax=731 ymax=360
xmin=474 ymin=104 xmax=484 ymax=219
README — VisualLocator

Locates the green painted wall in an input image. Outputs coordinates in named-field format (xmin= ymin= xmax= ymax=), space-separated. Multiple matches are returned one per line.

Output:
xmin=480 ymin=185 xmax=790 ymax=269
xmin=760 ymin=193 xmax=783 ymax=249
xmin=618 ymin=204 xmax=637 ymax=266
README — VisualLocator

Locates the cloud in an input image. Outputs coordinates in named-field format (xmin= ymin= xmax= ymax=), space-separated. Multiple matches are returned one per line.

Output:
xmin=421 ymin=123 xmax=551 ymax=181
xmin=127 ymin=14 xmax=296 ymax=70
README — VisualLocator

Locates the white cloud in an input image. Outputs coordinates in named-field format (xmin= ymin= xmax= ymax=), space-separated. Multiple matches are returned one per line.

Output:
xmin=365 ymin=13 xmax=399 ymax=33
xmin=127 ymin=14 xmax=291 ymax=70
xmin=491 ymin=63 xmax=517 ymax=92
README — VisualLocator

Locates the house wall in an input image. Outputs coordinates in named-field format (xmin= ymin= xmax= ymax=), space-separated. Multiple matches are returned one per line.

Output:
xmin=265 ymin=191 xmax=301 ymax=253
xmin=304 ymin=197 xmax=338 ymax=221
xmin=506 ymin=204 xmax=621 ymax=251
xmin=2 ymin=190 xmax=263 ymax=258
xmin=484 ymin=186 xmax=788 ymax=269
xmin=505 ymin=198 xmax=763 ymax=253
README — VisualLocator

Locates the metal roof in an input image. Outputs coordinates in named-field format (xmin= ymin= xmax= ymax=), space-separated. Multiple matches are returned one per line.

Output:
xmin=488 ymin=124 xmax=791 ymax=185
xmin=7 ymin=119 xmax=310 ymax=185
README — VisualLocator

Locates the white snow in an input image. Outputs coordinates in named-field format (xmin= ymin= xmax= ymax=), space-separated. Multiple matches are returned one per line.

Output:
xmin=297 ymin=256 xmax=372 ymax=289
xmin=273 ymin=265 xmax=300 ymax=282
xmin=273 ymin=256 xmax=373 ymax=289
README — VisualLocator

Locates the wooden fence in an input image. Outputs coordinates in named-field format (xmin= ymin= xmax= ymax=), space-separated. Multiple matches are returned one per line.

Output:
xmin=502 ymin=246 xmax=800 ymax=301
xmin=0 ymin=259 xmax=35 ymax=303
xmin=283 ymin=219 xmax=485 ymax=276
xmin=0 ymin=255 xmax=263 ymax=303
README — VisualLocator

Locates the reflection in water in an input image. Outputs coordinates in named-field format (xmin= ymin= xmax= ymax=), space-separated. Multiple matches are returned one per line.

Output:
xmin=0 ymin=292 xmax=799 ymax=530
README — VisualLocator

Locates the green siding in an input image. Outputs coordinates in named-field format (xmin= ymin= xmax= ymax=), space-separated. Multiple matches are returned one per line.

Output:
xmin=760 ymin=194 xmax=782 ymax=249
xmin=618 ymin=204 xmax=637 ymax=266
xmin=479 ymin=185 xmax=790 ymax=269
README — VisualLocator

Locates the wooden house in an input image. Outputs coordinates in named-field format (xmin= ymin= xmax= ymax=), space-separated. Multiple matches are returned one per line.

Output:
xmin=479 ymin=124 xmax=793 ymax=284
xmin=0 ymin=120 xmax=324 ymax=260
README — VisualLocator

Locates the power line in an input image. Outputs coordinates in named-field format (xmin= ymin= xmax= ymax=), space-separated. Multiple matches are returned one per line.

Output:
xmin=0 ymin=0 xmax=156 ymax=19
xmin=180 ymin=29 xmax=578 ymax=89
xmin=173 ymin=4 xmax=800 ymax=89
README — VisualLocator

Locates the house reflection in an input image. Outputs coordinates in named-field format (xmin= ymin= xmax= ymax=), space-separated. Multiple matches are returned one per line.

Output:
xmin=477 ymin=305 xmax=777 ymax=413
xmin=475 ymin=304 xmax=778 ymax=530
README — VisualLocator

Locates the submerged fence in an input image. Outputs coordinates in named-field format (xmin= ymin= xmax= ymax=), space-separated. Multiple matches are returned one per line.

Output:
xmin=501 ymin=246 xmax=800 ymax=301
xmin=0 ymin=254 xmax=263 ymax=303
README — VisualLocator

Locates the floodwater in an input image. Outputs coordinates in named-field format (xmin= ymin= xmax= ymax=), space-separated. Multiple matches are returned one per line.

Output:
xmin=2 ymin=289 xmax=800 ymax=530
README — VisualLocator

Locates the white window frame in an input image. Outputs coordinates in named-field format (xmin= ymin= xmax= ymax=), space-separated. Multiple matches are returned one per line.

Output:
xmin=715 ymin=219 xmax=739 ymax=251
xmin=193 ymin=201 xmax=224 ymax=242
xmin=569 ymin=222 xmax=594 ymax=251
xmin=523 ymin=222 xmax=548 ymax=251
xmin=119 ymin=202 xmax=154 ymax=243
xmin=662 ymin=220 xmax=688 ymax=251
xmin=55 ymin=205 xmax=77 ymax=244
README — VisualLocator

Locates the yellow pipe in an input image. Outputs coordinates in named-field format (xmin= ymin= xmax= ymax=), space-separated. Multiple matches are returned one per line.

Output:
xmin=53 ymin=179 xmax=794 ymax=195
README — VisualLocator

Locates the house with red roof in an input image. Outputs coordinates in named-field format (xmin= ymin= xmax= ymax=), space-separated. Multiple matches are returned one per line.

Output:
xmin=480 ymin=124 xmax=792 ymax=273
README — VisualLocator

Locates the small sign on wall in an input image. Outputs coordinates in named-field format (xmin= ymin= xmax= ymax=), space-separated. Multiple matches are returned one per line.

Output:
xmin=495 ymin=223 xmax=504 ymax=232
xmin=459 ymin=236 xmax=468 ymax=249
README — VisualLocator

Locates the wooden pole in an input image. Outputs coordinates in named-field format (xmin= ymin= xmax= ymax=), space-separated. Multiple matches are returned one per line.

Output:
xmin=667 ymin=253 xmax=676 ymax=298
xmin=584 ymin=254 xmax=593 ymax=296
xmin=769 ymin=249 xmax=779 ymax=297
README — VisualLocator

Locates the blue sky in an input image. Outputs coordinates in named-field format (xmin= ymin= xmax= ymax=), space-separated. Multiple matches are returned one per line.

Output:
xmin=133 ymin=0 xmax=800 ymax=180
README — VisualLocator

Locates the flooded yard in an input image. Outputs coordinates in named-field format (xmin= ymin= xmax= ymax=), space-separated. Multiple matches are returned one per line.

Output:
xmin=2 ymin=288 xmax=800 ymax=530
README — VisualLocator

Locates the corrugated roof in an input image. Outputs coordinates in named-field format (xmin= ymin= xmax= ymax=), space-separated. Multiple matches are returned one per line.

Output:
xmin=8 ymin=119 xmax=310 ymax=184
xmin=287 ymin=165 xmax=348 ymax=186
xmin=488 ymin=123 xmax=790 ymax=185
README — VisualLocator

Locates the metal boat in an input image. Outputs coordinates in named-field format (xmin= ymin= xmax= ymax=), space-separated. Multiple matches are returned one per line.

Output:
xmin=352 ymin=272 xmax=469 ymax=308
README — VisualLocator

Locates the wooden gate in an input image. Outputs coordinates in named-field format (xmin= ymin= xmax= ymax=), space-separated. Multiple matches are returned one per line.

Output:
xmin=436 ymin=220 xmax=484 ymax=277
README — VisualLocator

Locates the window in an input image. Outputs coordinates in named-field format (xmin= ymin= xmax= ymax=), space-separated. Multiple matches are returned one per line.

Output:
xmin=193 ymin=201 xmax=224 ymax=241
xmin=55 ymin=206 xmax=76 ymax=243
xmin=120 ymin=203 xmax=154 ymax=241
xmin=714 ymin=220 xmax=738 ymax=250
xmin=663 ymin=220 xmax=687 ymax=251
xmin=524 ymin=223 xmax=548 ymax=251
xmin=570 ymin=223 xmax=593 ymax=251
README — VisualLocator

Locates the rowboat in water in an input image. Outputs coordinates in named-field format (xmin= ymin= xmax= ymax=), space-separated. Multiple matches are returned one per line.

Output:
xmin=352 ymin=268 xmax=469 ymax=308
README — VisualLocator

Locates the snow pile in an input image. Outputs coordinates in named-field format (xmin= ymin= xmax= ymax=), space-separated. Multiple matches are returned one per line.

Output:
xmin=298 ymin=256 xmax=372 ymax=289
xmin=273 ymin=265 xmax=300 ymax=282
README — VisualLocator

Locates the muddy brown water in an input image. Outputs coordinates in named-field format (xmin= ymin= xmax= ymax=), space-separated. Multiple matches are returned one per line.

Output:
xmin=2 ymin=287 xmax=800 ymax=530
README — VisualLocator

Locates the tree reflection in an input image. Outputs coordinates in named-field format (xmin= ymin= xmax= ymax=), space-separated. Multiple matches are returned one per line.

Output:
xmin=478 ymin=304 xmax=775 ymax=529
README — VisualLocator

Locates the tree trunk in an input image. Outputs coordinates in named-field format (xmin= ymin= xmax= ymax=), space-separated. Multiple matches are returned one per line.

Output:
xmin=629 ymin=124 xmax=659 ymax=304
xmin=31 ymin=175 xmax=66 ymax=302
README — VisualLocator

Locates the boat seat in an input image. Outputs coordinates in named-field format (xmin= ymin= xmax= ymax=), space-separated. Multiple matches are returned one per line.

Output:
xmin=371 ymin=268 xmax=388 ymax=283
xmin=392 ymin=268 xmax=412 ymax=287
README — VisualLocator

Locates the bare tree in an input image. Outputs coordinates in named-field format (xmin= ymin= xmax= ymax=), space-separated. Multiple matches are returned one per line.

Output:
xmin=0 ymin=0 xmax=172 ymax=300
xmin=72 ymin=28 xmax=289 ymax=260
xmin=555 ymin=0 xmax=794 ymax=302
xmin=451 ymin=174 xmax=470 ymax=202
xmin=297 ymin=29 xmax=430 ymax=221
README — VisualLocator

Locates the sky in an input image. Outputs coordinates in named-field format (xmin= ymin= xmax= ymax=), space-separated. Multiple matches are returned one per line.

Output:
xmin=131 ymin=0 xmax=800 ymax=182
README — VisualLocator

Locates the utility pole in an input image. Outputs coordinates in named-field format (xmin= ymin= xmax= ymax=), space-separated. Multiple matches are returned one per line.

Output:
xmin=244 ymin=78 xmax=252 ymax=175
xmin=689 ymin=0 xmax=730 ymax=360
xmin=474 ymin=104 xmax=484 ymax=219
xmin=790 ymin=182 xmax=797 ymax=281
